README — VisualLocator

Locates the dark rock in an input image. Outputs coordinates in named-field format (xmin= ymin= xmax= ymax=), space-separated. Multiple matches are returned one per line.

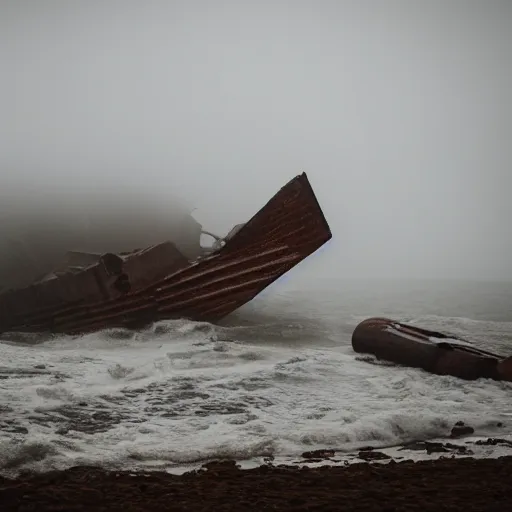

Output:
xmin=34 ymin=364 xmax=46 ymax=370
xmin=358 ymin=450 xmax=391 ymax=461
xmin=424 ymin=443 xmax=450 ymax=454
xmin=401 ymin=441 xmax=470 ymax=455
xmin=400 ymin=442 xmax=429 ymax=452
xmin=400 ymin=441 xmax=445 ymax=452
xmin=451 ymin=422 xmax=475 ymax=438
xmin=201 ymin=460 xmax=239 ymax=472
xmin=475 ymin=438 xmax=512 ymax=448
xmin=302 ymin=449 xmax=335 ymax=459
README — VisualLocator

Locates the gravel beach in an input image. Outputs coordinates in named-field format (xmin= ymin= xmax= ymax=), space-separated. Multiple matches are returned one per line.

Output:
xmin=1 ymin=455 xmax=511 ymax=511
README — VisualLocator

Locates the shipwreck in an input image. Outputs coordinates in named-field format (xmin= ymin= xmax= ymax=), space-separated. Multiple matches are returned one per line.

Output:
xmin=352 ymin=317 xmax=512 ymax=382
xmin=0 ymin=173 xmax=332 ymax=335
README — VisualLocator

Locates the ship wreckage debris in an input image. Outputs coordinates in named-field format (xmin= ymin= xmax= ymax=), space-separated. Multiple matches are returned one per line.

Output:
xmin=1 ymin=172 xmax=510 ymax=384
xmin=352 ymin=317 xmax=512 ymax=382
xmin=0 ymin=173 xmax=332 ymax=335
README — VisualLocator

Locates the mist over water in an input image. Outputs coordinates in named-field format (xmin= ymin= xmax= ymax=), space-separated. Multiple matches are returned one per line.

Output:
xmin=1 ymin=0 xmax=511 ymax=281
xmin=0 ymin=181 xmax=199 ymax=289
xmin=0 ymin=0 xmax=511 ymax=477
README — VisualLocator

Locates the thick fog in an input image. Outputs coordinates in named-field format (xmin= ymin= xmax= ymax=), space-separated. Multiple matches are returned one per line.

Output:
xmin=1 ymin=1 xmax=511 ymax=281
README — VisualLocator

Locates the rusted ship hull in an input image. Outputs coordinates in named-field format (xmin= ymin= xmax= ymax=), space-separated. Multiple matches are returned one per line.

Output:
xmin=352 ymin=317 xmax=512 ymax=382
xmin=0 ymin=173 xmax=332 ymax=335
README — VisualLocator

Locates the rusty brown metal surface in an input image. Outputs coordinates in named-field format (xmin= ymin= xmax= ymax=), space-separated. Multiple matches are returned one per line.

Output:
xmin=352 ymin=317 xmax=511 ymax=382
xmin=153 ymin=172 xmax=331 ymax=322
xmin=0 ymin=172 xmax=332 ymax=335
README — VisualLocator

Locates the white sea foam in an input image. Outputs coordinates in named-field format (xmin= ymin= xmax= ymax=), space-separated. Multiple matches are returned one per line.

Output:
xmin=1 ymin=280 xmax=511 ymax=476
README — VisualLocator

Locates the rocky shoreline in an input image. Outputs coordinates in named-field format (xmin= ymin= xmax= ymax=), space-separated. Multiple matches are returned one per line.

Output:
xmin=1 ymin=455 xmax=510 ymax=511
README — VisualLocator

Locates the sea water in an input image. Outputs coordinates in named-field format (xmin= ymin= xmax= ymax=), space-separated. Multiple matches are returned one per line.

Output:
xmin=1 ymin=277 xmax=511 ymax=475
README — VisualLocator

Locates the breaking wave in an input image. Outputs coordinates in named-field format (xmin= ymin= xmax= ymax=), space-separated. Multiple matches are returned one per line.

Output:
xmin=1 ymin=280 xmax=511 ymax=475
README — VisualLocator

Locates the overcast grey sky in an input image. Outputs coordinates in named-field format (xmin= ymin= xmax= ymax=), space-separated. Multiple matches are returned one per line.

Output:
xmin=1 ymin=1 xmax=511 ymax=281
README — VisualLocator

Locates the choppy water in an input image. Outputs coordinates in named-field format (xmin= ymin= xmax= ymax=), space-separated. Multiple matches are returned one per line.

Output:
xmin=1 ymin=277 xmax=511 ymax=475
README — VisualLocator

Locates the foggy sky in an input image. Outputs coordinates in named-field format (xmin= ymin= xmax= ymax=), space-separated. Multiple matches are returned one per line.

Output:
xmin=1 ymin=0 xmax=511 ymax=281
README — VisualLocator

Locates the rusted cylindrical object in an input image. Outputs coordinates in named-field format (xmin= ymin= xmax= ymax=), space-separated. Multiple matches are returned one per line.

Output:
xmin=352 ymin=317 xmax=510 ymax=382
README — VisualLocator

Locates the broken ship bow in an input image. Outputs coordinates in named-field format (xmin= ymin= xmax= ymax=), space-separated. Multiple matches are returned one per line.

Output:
xmin=0 ymin=173 xmax=332 ymax=335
